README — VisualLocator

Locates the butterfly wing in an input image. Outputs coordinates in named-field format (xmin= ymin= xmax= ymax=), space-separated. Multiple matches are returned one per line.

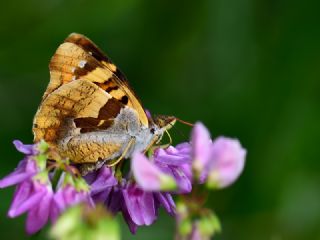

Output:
xmin=33 ymin=33 xmax=151 ymax=164
xmin=44 ymin=33 xmax=148 ymax=128
xmin=33 ymin=33 xmax=152 ymax=164
xmin=33 ymin=78 xmax=131 ymax=164
xmin=33 ymin=79 xmax=111 ymax=142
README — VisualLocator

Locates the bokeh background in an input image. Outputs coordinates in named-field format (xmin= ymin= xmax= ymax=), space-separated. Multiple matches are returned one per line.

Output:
xmin=1 ymin=0 xmax=319 ymax=239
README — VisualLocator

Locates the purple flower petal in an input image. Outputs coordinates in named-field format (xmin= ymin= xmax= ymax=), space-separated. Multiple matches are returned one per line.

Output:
xmin=175 ymin=142 xmax=192 ymax=152
xmin=171 ymin=167 xmax=192 ymax=193
xmin=190 ymin=222 xmax=202 ymax=240
xmin=52 ymin=183 xmax=94 ymax=221
xmin=145 ymin=109 xmax=152 ymax=119
xmin=132 ymin=152 xmax=176 ymax=191
xmin=92 ymin=187 xmax=113 ymax=204
xmin=154 ymin=145 xmax=191 ymax=166
xmin=80 ymin=191 xmax=95 ymax=208
xmin=191 ymin=122 xmax=212 ymax=173
xmin=13 ymin=140 xmax=37 ymax=155
xmin=53 ymin=185 xmax=75 ymax=213
xmin=122 ymin=204 xmax=139 ymax=234
xmin=207 ymin=137 xmax=246 ymax=188
xmin=0 ymin=159 xmax=37 ymax=188
xmin=107 ymin=186 xmax=123 ymax=214
xmin=8 ymin=181 xmax=47 ymax=217
xmin=154 ymin=192 xmax=176 ymax=216
xmin=83 ymin=171 xmax=97 ymax=185
xmin=89 ymin=166 xmax=117 ymax=195
xmin=50 ymin=201 xmax=60 ymax=223
xmin=26 ymin=187 xmax=53 ymax=234
xmin=157 ymin=163 xmax=192 ymax=194
xmin=122 ymin=184 xmax=156 ymax=226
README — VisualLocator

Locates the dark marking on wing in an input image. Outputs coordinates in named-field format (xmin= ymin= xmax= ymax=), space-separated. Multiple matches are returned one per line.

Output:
xmin=74 ymin=98 xmax=124 ymax=133
xmin=73 ymin=60 xmax=97 ymax=78
xmin=97 ymin=79 xmax=119 ymax=91
xmin=65 ymin=33 xmax=110 ymax=63
xmin=98 ymin=98 xmax=123 ymax=119
xmin=106 ymin=86 xmax=119 ymax=92
xmin=64 ymin=33 xmax=130 ymax=85
xmin=120 ymin=96 xmax=129 ymax=105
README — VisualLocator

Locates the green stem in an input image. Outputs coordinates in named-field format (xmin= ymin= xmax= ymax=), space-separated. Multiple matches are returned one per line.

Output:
xmin=52 ymin=168 xmax=63 ymax=190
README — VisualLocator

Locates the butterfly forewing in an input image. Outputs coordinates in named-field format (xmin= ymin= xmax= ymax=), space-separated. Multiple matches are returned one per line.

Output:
xmin=45 ymin=33 xmax=148 ymax=127
xmin=65 ymin=33 xmax=148 ymax=126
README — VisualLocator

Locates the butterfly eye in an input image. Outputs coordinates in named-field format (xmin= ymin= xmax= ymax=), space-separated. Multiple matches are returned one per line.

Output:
xmin=150 ymin=128 xmax=155 ymax=134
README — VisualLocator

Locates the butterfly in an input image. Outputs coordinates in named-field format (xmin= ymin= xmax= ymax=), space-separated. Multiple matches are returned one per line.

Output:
xmin=32 ymin=33 xmax=176 ymax=174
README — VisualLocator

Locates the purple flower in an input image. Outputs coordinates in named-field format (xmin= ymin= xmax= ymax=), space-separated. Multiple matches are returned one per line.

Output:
xmin=105 ymin=142 xmax=194 ymax=232
xmin=0 ymin=141 xmax=43 ymax=188
xmin=84 ymin=166 xmax=118 ymax=204
xmin=13 ymin=140 xmax=38 ymax=155
xmin=206 ymin=137 xmax=246 ymax=188
xmin=51 ymin=182 xmax=94 ymax=222
xmin=121 ymin=183 xmax=176 ymax=233
xmin=190 ymin=122 xmax=246 ymax=188
xmin=0 ymin=121 xmax=247 ymax=236
xmin=154 ymin=145 xmax=192 ymax=193
xmin=122 ymin=183 xmax=156 ymax=226
xmin=154 ymin=143 xmax=192 ymax=165
xmin=85 ymin=166 xmax=177 ymax=234
xmin=0 ymin=139 xmax=98 ymax=234
xmin=0 ymin=140 xmax=49 ymax=189
xmin=8 ymin=173 xmax=53 ymax=234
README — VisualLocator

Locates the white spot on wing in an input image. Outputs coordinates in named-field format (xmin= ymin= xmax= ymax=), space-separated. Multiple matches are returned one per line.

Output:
xmin=71 ymin=67 xmax=76 ymax=73
xmin=78 ymin=60 xmax=87 ymax=68
xmin=105 ymin=91 xmax=112 ymax=98
xmin=72 ymin=76 xmax=76 ymax=81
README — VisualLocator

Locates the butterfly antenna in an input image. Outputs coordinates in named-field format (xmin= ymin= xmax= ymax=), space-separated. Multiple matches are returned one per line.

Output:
xmin=175 ymin=117 xmax=194 ymax=127
xmin=171 ymin=124 xmax=188 ymax=139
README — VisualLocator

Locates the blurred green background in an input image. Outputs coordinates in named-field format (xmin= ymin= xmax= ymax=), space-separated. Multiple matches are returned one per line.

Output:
xmin=1 ymin=0 xmax=319 ymax=239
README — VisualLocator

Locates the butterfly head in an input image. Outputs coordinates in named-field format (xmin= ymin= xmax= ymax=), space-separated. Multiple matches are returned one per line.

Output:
xmin=152 ymin=115 xmax=176 ymax=132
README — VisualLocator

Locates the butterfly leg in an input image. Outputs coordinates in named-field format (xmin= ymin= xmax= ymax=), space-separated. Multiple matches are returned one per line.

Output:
xmin=106 ymin=137 xmax=136 ymax=167
xmin=77 ymin=137 xmax=135 ymax=175
xmin=145 ymin=129 xmax=173 ymax=155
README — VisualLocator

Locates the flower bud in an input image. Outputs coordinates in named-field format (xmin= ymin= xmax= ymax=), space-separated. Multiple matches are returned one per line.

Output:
xmin=206 ymin=137 xmax=246 ymax=189
xmin=50 ymin=204 xmax=120 ymax=240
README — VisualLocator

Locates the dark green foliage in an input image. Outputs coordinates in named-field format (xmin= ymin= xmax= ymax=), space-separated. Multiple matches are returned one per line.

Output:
xmin=0 ymin=0 xmax=319 ymax=239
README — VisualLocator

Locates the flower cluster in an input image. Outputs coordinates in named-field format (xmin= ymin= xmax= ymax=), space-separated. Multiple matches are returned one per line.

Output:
xmin=84 ymin=147 xmax=190 ymax=233
xmin=0 ymin=141 xmax=93 ymax=234
xmin=0 ymin=122 xmax=246 ymax=238
xmin=191 ymin=122 xmax=246 ymax=188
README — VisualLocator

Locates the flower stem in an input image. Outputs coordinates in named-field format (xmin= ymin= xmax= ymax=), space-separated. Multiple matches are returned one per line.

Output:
xmin=52 ymin=168 xmax=63 ymax=190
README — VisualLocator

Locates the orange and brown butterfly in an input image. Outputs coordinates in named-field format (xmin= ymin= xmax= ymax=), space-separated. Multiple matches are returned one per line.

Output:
xmin=32 ymin=33 xmax=176 ymax=174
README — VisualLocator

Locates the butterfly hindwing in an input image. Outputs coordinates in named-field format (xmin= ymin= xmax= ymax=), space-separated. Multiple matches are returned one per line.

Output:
xmin=33 ymin=79 xmax=112 ymax=142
